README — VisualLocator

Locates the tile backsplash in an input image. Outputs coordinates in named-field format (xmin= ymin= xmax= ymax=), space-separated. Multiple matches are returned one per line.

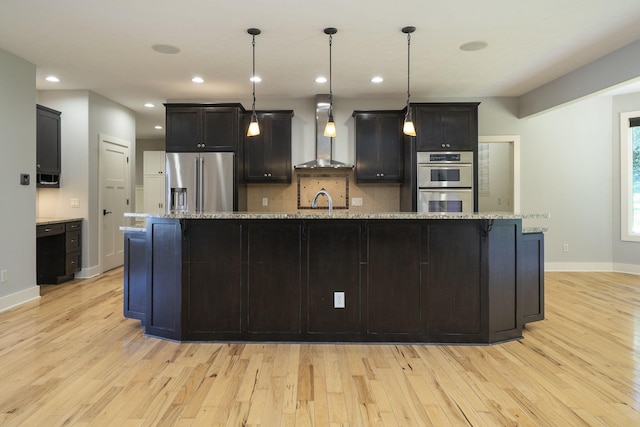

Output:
xmin=247 ymin=170 xmax=400 ymax=213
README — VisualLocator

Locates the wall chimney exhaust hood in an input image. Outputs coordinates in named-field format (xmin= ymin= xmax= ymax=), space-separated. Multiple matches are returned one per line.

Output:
xmin=294 ymin=94 xmax=353 ymax=169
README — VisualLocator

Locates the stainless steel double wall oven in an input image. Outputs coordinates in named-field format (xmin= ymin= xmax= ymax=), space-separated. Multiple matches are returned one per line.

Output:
xmin=417 ymin=151 xmax=474 ymax=213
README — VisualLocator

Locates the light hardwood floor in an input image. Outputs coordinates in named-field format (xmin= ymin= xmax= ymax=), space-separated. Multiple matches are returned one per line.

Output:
xmin=0 ymin=269 xmax=639 ymax=426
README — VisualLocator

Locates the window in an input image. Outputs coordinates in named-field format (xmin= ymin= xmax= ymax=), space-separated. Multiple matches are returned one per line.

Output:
xmin=621 ymin=111 xmax=640 ymax=242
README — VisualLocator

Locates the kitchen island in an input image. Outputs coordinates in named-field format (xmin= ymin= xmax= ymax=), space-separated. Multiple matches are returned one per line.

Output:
xmin=124 ymin=212 xmax=547 ymax=344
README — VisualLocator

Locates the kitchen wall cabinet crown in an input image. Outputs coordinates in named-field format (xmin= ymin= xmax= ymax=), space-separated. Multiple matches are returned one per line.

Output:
xmin=36 ymin=104 xmax=62 ymax=187
xmin=353 ymin=110 xmax=404 ymax=183
xmin=165 ymin=103 xmax=245 ymax=152
xmin=242 ymin=111 xmax=293 ymax=183
xmin=411 ymin=102 xmax=479 ymax=151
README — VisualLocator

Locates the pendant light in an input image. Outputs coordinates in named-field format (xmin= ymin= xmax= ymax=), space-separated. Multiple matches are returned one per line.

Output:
xmin=247 ymin=28 xmax=261 ymax=137
xmin=402 ymin=26 xmax=417 ymax=137
xmin=324 ymin=27 xmax=337 ymax=138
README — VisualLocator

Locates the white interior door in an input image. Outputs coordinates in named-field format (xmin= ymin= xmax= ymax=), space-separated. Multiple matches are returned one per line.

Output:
xmin=100 ymin=134 xmax=130 ymax=272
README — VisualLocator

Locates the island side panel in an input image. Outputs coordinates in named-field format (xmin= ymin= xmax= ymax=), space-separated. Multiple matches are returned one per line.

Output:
xmin=145 ymin=218 xmax=183 ymax=340
xmin=246 ymin=221 xmax=303 ymax=334
xmin=185 ymin=220 xmax=243 ymax=337
xmin=367 ymin=221 xmax=423 ymax=334
xmin=306 ymin=221 xmax=362 ymax=334
xmin=486 ymin=220 xmax=522 ymax=342
xmin=521 ymin=232 xmax=545 ymax=324
xmin=425 ymin=220 xmax=482 ymax=340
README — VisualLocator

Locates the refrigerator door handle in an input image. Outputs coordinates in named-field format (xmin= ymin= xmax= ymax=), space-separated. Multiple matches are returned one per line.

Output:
xmin=197 ymin=156 xmax=204 ymax=212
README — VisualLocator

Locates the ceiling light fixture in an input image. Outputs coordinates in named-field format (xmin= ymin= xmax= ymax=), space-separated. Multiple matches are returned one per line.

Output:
xmin=247 ymin=28 xmax=262 ymax=137
xmin=315 ymin=76 xmax=327 ymax=84
xmin=402 ymin=26 xmax=417 ymax=137
xmin=371 ymin=76 xmax=383 ymax=83
xmin=192 ymin=76 xmax=204 ymax=83
xmin=45 ymin=76 xmax=60 ymax=82
xmin=323 ymin=27 xmax=337 ymax=138
xmin=144 ymin=103 xmax=155 ymax=108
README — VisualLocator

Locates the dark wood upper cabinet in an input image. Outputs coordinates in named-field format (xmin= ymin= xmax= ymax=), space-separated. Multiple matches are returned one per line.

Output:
xmin=412 ymin=103 xmax=479 ymax=151
xmin=353 ymin=111 xmax=404 ymax=183
xmin=36 ymin=104 xmax=61 ymax=187
xmin=243 ymin=111 xmax=293 ymax=183
xmin=165 ymin=104 xmax=243 ymax=152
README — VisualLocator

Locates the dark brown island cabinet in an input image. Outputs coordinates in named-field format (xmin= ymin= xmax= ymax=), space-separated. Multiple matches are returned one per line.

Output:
xmin=125 ymin=215 xmax=544 ymax=344
xmin=36 ymin=219 xmax=81 ymax=284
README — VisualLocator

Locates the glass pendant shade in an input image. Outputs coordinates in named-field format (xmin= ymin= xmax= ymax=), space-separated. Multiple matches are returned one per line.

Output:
xmin=247 ymin=113 xmax=260 ymax=136
xmin=403 ymin=115 xmax=416 ymax=136
xmin=324 ymin=113 xmax=337 ymax=137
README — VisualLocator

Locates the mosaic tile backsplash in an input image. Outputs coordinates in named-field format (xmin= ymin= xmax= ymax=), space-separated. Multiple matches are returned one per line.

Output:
xmin=247 ymin=170 xmax=400 ymax=213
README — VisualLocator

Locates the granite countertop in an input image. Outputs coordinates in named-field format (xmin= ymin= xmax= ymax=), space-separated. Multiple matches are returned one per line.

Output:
xmin=120 ymin=226 xmax=146 ymax=232
xmin=125 ymin=211 xmax=550 ymax=221
xmin=36 ymin=217 xmax=83 ymax=225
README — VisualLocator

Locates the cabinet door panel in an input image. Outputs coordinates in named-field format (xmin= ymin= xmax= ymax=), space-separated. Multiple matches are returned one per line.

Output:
xmin=203 ymin=108 xmax=237 ymax=151
xmin=307 ymin=222 xmax=361 ymax=333
xmin=522 ymin=233 xmax=544 ymax=324
xmin=354 ymin=112 xmax=403 ymax=183
xmin=166 ymin=108 xmax=200 ymax=152
xmin=244 ymin=112 xmax=292 ymax=183
xmin=247 ymin=223 xmax=302 ymax=333
xmin=124 ymin=231 xmax=146 ymax=320
xmin=367 ymin=223 xmax=422 ymax=333
xmin=187 ymin=222 xmax=242 ymax=333
xmin=426 ymin=223 xmax=481 ymax=334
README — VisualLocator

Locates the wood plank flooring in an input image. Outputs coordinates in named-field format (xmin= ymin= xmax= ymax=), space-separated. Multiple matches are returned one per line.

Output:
xmin=0 ymin=269 xmax=639 ymax=426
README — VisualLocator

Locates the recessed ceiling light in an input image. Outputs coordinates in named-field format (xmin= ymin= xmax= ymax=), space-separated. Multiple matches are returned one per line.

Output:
xmin=250 ymin=76 xmax=262 ymax=83
xmin=371 ymin=76 xmax=383 ymax=83
xmin=459 ymin=41 xmax=488 ymax=52
xmin=315 ymin=76 xmax=327 ymax=84
xmin=154 ymin=125 xmax=163 ymax=130
xmin=144 ymin=103 xmax=155 ymax=108
xmin=45 ymin=76 xmax=60 ymax=82
xmin=151 ymin=44 xmax=181 ymax=54
xmin=192 ymin=76 xmax=204 ymax=83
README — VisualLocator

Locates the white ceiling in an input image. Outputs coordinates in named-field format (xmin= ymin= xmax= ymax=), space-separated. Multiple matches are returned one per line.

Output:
xmin=2 ymin=0 xmax=640 ymax=139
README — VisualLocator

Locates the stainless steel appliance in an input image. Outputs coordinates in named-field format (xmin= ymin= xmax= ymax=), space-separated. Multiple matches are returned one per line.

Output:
xmin=417 ymin=151 xmax=474 ymax=213
xmin=165 ymin=152 xmax=234 ymax=213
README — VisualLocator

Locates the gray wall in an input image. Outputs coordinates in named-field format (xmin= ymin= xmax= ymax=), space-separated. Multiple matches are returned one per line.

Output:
xmin=0 ymin=48 xmax=39 ymax=310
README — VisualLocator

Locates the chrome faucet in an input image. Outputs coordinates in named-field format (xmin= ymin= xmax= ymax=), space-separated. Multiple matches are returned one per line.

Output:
xmin=311 ymin=189 xmax=333 ymax=216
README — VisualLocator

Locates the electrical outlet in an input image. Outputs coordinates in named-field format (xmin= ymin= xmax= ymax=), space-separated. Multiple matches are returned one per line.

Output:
xmin=0 ymin=270 xmax=7 ymax=283
xmin=71 ymin=198 xmax=80 ymax=208
xmin=563 ymin=243 xmax=569 ymax=253
xmin=334 ymin=291 xmax=345 ymax=309
xmin=262 ymin=197 xmax=268 ymax=207
xmin=352 ymin=197 xmax=363 ymax=206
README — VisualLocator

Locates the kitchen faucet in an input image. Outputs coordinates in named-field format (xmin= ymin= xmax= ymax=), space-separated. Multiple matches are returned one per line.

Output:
xmin=311 ymin=189 xmax=333 ymax=216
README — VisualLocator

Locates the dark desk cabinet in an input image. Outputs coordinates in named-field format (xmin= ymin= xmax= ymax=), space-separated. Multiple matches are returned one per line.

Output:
xmin=353 ymin=111 xmax=404 ymax=183
xmin=243 ymin=111 xmax=293 ymax=183
xmin=37 ymin=220 xmax=81 ymax=284
xmin=165 ymin=103 xmax=243 ymax=152
xmin=36 ymin=104 xmax=61 ymax=187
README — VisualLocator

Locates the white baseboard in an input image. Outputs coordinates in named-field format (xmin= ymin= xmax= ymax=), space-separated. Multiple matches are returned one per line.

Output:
xmin=76 ymin=264 xmax=102 ymax=279
xmin=0 ymin=286 xmax=40 ymax=313
xmin=546 ymin=262 xmax=640 ymax=275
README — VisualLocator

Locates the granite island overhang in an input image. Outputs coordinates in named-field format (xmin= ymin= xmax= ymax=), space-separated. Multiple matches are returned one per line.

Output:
xmin=123 ymin=211 xmax=549 ymax=344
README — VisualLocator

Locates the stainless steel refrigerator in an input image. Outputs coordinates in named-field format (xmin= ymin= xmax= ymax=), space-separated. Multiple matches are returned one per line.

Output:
xmin=165 ymin=152 xmax=234 ymax=213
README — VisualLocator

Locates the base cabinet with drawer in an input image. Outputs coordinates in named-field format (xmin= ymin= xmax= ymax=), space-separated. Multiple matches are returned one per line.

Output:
xmin=36 ymin=220 xmax=82 ymax=284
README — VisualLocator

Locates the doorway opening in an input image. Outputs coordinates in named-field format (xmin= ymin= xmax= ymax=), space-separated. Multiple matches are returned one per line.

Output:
xmin=477 ymin=135 xmax=520 ymax=213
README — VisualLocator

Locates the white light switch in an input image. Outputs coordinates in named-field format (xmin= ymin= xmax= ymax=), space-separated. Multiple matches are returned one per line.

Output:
xmin=352 ymin=197 xmax=363 ymax=206
xmin=262 ymin=197 xmax=268 ymax=206
xmin=334 ymin=291 xmax=345 ymax=309
xmin=71 ymin=198 xmax=80 ymax=208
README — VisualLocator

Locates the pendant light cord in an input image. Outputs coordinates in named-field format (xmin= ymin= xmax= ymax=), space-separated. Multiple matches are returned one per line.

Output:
xmin=328 ymin=33 xmax=333 ymax=116
xmin=251 ymin=34 xmax=257 ymax=114
xmin=406 ymin=31 xmax=411 ymax=109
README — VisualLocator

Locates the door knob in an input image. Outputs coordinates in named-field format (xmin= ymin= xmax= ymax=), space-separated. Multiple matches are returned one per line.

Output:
xmin=103 ymin=209 xmax=112 ymax=215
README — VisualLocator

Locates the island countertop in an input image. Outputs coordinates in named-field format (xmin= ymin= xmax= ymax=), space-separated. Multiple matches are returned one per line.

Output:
xmin=125 ymin=211 xmax=549 ymax=220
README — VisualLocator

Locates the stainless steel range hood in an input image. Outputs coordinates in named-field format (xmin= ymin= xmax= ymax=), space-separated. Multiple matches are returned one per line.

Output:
xmin=294 ymin=94 xmax=353 ymax=169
